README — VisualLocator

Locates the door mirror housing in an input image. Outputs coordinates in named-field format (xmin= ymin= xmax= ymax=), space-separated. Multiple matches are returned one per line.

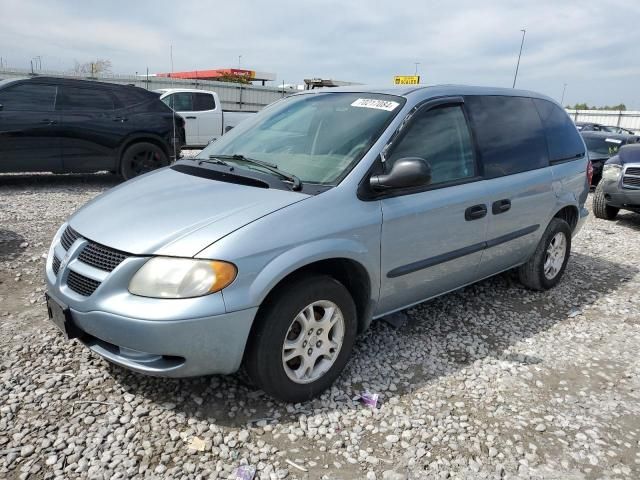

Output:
xmin=370 ymin=157 xmax=432 ymax=191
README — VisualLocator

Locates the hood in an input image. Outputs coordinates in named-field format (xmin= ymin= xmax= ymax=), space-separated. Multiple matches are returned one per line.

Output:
xmin=69 ymin=167 xmax=309 ymax=256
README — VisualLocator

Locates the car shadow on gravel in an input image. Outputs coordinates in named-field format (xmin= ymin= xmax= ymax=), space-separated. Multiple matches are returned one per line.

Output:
xmin=0 ymin=172 xmax=121 ymax=188
xmin=613 ymin=211 xmax=640 ymax=232
xmin=105 ymin=250 xmax=638 ymax=428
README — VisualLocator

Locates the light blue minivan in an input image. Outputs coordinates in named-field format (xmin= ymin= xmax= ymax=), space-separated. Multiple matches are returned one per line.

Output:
xmin=45 ymin=85 xmax=590 ymax=402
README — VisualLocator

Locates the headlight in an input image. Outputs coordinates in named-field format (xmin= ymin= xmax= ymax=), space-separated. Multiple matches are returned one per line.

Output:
xmin=129 ymin=257 xmax=237 ymax=298
xmin=602 ymin=164 xmax=622 ymax=181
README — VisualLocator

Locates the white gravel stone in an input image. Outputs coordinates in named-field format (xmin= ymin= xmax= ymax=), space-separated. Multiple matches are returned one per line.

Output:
xmin=1 ymin=181 xmax=639 ymax=480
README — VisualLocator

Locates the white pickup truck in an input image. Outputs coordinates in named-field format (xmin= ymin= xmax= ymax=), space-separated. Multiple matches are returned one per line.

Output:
xmin=156 ymin=89 xmax=255 ymax=148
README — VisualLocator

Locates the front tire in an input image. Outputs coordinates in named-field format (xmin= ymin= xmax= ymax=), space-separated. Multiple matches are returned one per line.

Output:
xmin=244 ymin=275 xmax=357 ymax=403
xmin=120 ymin=142 xmax=169 ymax=180
xmin=518 ymin=218 xmax=572 ymax=291
xmin=593 ymin=183 xmax=619 ymax=220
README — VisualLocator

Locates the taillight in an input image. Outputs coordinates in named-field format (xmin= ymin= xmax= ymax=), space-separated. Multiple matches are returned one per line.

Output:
xmin=587 ymin=159 xmax=594 ymax=185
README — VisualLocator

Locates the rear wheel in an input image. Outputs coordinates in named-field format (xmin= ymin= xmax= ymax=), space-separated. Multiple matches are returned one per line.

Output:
xmin=518 ymin=218 xmax=572 ymax=291
xmin=244 ymin=275 xmax=357 ymax=403
xmin=593 ymin=183 xmax=619 ymax=220
xmin=120 ymin=142 xmax=169 ymax=180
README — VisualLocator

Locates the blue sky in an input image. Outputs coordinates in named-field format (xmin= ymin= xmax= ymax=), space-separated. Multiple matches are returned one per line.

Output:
xmin=1 ymin=0 xmax=639 ymax=108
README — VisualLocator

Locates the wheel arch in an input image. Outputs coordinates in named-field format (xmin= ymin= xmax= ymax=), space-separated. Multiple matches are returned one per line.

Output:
xmin=552 ymin=204 xmax=579 ymax=232
xmin=118 ymin=133 xmax=172 ymax=162
xmin=249 ymin=256 xmax=374 ymax=338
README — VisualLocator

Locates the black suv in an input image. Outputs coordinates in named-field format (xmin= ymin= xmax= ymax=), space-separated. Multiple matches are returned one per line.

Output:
xmin=0 ymin=77 xmax=185 ymax=179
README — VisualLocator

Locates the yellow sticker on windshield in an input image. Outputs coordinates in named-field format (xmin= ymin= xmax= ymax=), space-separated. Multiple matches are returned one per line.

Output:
xmin=351 ymin=98 xmax=400 ymax=111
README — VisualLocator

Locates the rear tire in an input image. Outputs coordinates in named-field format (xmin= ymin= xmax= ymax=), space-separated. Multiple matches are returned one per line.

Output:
xmin=244 ymin=275 xmax=357 ymax=403
xmin=593 ymin=183 xmax=619 ymax=220
xmin=518 ymin=218 xmax=572 ymax=291
xmin=120 ymin=142 xmax=169 ymax=180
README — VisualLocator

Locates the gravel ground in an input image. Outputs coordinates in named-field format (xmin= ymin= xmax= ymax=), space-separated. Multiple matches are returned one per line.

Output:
xmin=1 ymin=173 xmax=639 ymax=480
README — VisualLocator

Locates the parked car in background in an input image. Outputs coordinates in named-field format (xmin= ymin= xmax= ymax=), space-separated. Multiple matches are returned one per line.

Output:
xmin=581 ymin=131 xmax=639 ymax=184
xmin=0 ymin=77 xmax=185 ymax=179
xmin=45 ymin=85 xmax=589 ymax=402
xmin=593 ymin=144 xmax=640 ymax=219
xmin=575 ymin=121 xmax=636 ymax=135
xmin=157 ymin=89 xmax=254 ymax=147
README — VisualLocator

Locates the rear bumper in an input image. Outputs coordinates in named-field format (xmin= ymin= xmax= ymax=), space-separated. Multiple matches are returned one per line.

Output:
xmin=573 ymin=206 xmax=589 ymax=237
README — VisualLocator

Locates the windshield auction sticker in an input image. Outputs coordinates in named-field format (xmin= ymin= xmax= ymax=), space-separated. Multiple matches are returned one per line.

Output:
xmin=351 ymin=98 xmax=400 ymax=111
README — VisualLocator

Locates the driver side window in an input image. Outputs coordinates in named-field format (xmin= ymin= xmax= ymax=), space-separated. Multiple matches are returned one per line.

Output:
xmin=387 ymin=105 xmax=476 ymax=185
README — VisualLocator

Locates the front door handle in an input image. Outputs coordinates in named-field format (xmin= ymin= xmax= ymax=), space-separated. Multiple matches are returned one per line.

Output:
xmin=185 ymin=116 xmax=197 ymax=119
xmin=492 ymin=199 xmax=511 ymax=214
xmin=465 ymin=204 xmax=487 ymax=221
xmin=112 ymin=117 xmax=128 ymax=122
xmin=40 ymin=119 xmax=56 ymax=125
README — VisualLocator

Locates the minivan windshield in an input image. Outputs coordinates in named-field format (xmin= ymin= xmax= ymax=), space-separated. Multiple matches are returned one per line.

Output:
xmin=584 ymin=136 xmax=626 ymax=156
xmin=196 ymin=92 xmax=405 ymax=185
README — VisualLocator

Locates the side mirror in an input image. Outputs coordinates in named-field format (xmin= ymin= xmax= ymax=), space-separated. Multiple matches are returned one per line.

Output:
xmin=370 ymin=157 xmax=432 ymax=191
xmin=224 ymin=125 xmax=234 ymax=134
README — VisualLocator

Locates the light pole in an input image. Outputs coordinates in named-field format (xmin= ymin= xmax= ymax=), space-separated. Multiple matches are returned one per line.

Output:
xmin=512 ymin=28 xmax=526 ymax=88
xmin=560 ymin=83 xmax=568 ymax=105
xmin=238 ymin=55 xmax=242 ymax=68
xmin=414 ymin=62 xmax=420 ymax=76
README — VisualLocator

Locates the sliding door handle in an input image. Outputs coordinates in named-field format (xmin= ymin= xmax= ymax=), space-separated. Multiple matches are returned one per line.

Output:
xmin=492 ymin=199 xmax=511 ymax=214
xmin=465 ymin=204 xmax=487 ymax=221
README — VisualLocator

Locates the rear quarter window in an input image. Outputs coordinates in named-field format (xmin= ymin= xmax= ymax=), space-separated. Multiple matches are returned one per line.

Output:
xmin=465 ymin=95 xmax=549 ymax=178
xmin=533 ymin=99 xmax=585 ymax=162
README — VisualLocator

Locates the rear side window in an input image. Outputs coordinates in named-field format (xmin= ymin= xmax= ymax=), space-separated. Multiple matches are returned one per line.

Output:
xmin=465 ymin=95 xmax=548 ymax=178
xmin=388 ymin=104 xmax=476 ymax=185
xmin=193 ymin=93 xmax=215 ymax=111
xmin=57 ymin=86 xmax=114 ymax=111
xmin=533 ymin=99 xmax=585 ymax=162
xmin=162 ymin=92 xmax=193 ymax=111
xmin=0 ymin=83 xmax=57 ymax=111
xmin=114 ymin=87 xmax=153 ymax=107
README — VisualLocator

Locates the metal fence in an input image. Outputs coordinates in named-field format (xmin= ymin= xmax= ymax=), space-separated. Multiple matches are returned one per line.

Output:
xmin=566 ymin=109 xmax=640 ymax=133
xmin=0 ymin=67 xmax=291 ymax=112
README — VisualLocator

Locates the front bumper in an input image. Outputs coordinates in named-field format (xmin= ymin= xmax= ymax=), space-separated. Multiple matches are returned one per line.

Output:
xmin=44 ymin=224 xmax=257 ymax=377
xmin=600 ymin=172 xmax=640 ymax=209
xmin=47 ymin=290 xmax=257 ymax=376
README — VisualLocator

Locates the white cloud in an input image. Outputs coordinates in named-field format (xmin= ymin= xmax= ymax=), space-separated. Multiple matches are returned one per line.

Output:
xmin=1 ymin=0 xmax=639 ymax=107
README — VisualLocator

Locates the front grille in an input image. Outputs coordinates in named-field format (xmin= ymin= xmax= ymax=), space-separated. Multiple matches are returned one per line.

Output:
xmin=60 ymin=226 xmax=81 ymax=250
xmin=626 ymin=167 xmax=640 ymax=176
xmin=622 ymin=176 xmax=640 ymax=188
xmin=78 ymin=242 xmax=128 ymax=272
xmin=67 ymin=270 xmax=101 ymax=297
xmin=52 ymin=256 xmax=61 ymax=275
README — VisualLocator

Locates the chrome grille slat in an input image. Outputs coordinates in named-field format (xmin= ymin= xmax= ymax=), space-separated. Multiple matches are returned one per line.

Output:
xmin=60 ymin=226 xmax=80 ymax=251
xmin=625 ymin=167 xmax=640 ymax=176
xmin=52 ymin=256 xmax=61 ymax=275
xmin=622 ymin=176 xmax=640 ymax=188
xmin=67 ymin=270 xmax=101 ymax=297
xmin=78 ymin=243 xmax=128 ymax=272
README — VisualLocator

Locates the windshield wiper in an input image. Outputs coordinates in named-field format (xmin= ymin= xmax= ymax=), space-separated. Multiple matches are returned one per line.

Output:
xmin=201 ymin=155 xmax=231 ymax=167
xmin=208 ymin=154 xmax=303 ymax=191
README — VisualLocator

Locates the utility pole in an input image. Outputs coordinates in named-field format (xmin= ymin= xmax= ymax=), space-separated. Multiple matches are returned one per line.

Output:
xmin=238 ymin=55 xmax=242 ymax=68
xmin=512 ymin=28 xmax=526 ymax=88
xmin=560 ymin=83 xmax=568 ymax=105
xmin=414 ymin=62 xmax=420 ymax=76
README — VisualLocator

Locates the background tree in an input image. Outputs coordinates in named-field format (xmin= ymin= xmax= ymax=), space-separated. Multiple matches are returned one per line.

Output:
xmin=72 ymin=59 xmax=112 ymax=76
xmin=215 ymin=73 xmax=251 ymax=84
